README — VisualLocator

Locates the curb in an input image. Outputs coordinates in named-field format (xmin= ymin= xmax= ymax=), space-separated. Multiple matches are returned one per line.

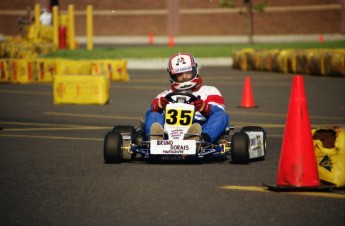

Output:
xmin=76 ymin=34 xmax=345 ymax=45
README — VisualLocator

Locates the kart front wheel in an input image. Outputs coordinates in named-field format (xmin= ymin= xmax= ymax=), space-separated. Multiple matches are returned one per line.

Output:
xmin=231 ymin=132 xmax=250 ymax=164
xmin=112 ymin=125 xmax=136 ymax=135
xmin=112 ymin=125 xmax=135 ymax=161
xmin=104 ymin=131 xmax=123 ymax=163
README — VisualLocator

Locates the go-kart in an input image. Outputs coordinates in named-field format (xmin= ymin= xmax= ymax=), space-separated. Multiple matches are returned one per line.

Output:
xmin=104 ymin=92 xmax=266 ymax=164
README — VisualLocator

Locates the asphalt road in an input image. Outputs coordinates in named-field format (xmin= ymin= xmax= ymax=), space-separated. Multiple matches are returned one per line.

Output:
xmin=0 ymin=67 xmax=344 ymax=226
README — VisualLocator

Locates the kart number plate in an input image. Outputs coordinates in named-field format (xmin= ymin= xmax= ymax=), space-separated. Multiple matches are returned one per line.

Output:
xmin=150 ymin=140 xmax=196 ymax=155
xmin=165 ymin=103 xmax=195 ymax=127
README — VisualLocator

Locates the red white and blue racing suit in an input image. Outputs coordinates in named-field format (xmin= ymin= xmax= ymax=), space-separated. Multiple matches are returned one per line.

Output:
xmin=145 ymin=85 xmax=230 ymax=143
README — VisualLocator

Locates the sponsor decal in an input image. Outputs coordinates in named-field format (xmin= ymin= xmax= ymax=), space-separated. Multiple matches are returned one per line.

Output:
xmin=250 ymin=135 xmax=262 ymax=146
xmin=175 ymin=57 xmax=186 ymax=66
xmin=319 ymin=155 xmax=333 ymax=172
xmin=180 ymin=83 xmax=192 ymax=89
xmin=169 ymin=128 xmax=184 ymax=139
xmin=250 ymin=137 xmax=256 ymax=146
xmin=150 ymin=139 xmax=196 ymax=155
xmin=156 ymin=140 xmax=190 ymax=153
xmin=174 ymin=66 xmax=192 ymax=73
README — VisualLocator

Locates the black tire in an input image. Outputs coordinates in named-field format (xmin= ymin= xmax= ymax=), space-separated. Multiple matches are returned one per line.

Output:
xmin=240 ymin=126 xmax=267 ymax=160
xmin=112 ymin=125 xmax=136 ymax=135
xmin=231 ymin=132 xmax=250 ymax=164
xmin=240 ymin=126 xmax=265 ymax=133
xmin=104 ymin=131 xmax=123 ymax=163
xmin=112 ymin=125 xmax=136 ymax=161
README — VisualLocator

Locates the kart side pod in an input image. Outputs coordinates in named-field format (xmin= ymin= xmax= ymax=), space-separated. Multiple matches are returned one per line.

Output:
xmin=231 ymin=126 xmax=266 ymax=164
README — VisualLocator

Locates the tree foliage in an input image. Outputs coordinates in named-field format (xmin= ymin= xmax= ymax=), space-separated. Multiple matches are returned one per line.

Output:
xmin=219 ymin=0 xmax=267 ymax=44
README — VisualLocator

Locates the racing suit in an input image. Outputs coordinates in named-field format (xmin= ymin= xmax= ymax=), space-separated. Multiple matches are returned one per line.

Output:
xmin=145 ymin=85 xmax=230 ymax=143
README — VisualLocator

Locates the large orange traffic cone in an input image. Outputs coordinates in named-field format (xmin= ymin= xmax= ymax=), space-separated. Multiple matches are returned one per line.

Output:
xmin=238 ymin=76 xmax=257 ymax=108
xmin=264 ymin=75 xmax=330 ymax=191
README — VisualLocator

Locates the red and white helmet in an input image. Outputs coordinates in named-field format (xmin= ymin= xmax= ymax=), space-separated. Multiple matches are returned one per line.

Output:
xmin=167 ymin=53 xmax=202 ymax=91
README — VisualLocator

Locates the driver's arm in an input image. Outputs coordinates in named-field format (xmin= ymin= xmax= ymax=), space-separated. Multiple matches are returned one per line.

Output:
xmin=151 ymin=96 xmax=168 ymax=113
xmin=150 ymin=90 xmax=171 ymax=113
xmin=192 ymin=99 xmax=211 ymax=116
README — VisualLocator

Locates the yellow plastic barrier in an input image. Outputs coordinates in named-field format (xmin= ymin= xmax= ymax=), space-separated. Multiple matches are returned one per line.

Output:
xmin=36 ymin=59 xmax=56 ymax=82
xmin=53 ymin=74 xmax=109 ymax=105
xmin=0 ymin=42 xmax=5 ymax=58
xmin=91 ymin=59 xmax=129 ymax=81
xmin=232 ymin=48 xmax=255 ymax=71
xmin=6 ymin=60 xmax=16 ymax=82
xmin=329 ymin=51 xmax=345 ymax=77
xmin=258 ymin=49 xmax=280 ymax=71
xmin=56 ymin=59 xmax=92 ymax=75
xmin=25 ymin=25 xmax=40 ymax=41
xmin=232 ymin=49 xmax=344 ymax=77
xmin=273 ymin=50 xmax=293 ymax=73
xmin=12 ymin=59 xmax=35 ymax=83
xmin=312 ymin=127 xmax=345 ymax=187
xmin=117 ymin=59 xmax=130 ymax=81
xmin=0 ymin=59 xmax=9 ymax=82
xmin=2 ymin=35 xmax=56 ymax=58
xmin=17 ymin=59 xmax=35 ymax=83
xmin=40 ymin=25 xmax=54 ymax=42
xmin=295 ymin=50 xmax=309 ymax=74
xmin=0 ymin=58 xmax=129 ymax=83
xmin=36 ymin=42 xmax=57 ymax=55
xmin=307 ymin=50 xmax=323 ymax=76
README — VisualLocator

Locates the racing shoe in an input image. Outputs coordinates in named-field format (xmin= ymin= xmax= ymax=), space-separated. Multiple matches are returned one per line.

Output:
xmin=150 ymin=122 xmax=164 ymax=140
xmin=184 ymin=123 xmax=202 ymax=140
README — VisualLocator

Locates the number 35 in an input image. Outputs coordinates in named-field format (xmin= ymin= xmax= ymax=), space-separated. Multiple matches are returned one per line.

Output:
xmin=166 ymin=109 xmax=193 ymax=126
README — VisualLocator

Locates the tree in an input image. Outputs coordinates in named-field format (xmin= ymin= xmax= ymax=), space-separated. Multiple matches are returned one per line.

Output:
xmin=220 ymin=0 xmax=267 ymax=44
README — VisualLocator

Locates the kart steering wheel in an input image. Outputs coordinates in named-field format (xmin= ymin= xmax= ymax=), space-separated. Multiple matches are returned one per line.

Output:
xmin=165 ymin=92 xmax=199 ymax=104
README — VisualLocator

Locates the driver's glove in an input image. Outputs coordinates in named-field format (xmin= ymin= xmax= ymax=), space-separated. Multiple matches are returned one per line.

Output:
xmin=192 ymin=99 xmax=210 ymax=116
xmin=152 ymin=97 xmax=168 ymax=112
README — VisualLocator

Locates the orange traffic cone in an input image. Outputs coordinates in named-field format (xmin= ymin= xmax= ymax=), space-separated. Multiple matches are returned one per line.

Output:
xmin=264 ymin=75 xmax=330 ymax=191
xmin=168 ymin=35 xmax=175 ymax=48
xmin=148 ymin=32 xmax=154 ymax=45
xmin=238 ymin=76 xmax=257 ymax=108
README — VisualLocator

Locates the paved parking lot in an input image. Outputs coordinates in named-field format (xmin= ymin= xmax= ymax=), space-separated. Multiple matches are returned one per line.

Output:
xmin=0 ymin=67 xmax=344 ymax=226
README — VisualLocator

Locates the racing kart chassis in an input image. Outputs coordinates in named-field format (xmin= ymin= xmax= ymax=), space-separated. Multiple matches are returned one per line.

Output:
xmin=104 ymin=92 xmax=266 ymax=164
xmin=104 ymin=123 xmax=267 ymax=164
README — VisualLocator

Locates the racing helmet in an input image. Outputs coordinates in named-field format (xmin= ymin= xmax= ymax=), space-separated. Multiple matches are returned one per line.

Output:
xmin=167 ymin=53 xmax=202 ymax=91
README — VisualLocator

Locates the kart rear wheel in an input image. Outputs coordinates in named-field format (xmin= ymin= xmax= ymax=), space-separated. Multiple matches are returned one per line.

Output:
xmin=240 ymin=126 xmax=265 ymax=133
xmin=241 ymin=126 xmax=267 ymax=160
xmin=231 ymin=132 xmax=250 ymax=164
xmin=104 ymin=131 xmax=123 ymax=163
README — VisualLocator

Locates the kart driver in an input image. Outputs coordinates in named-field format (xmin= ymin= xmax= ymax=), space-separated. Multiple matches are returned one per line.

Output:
xmin=145 ymin=52 xmax=230 ymax=143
